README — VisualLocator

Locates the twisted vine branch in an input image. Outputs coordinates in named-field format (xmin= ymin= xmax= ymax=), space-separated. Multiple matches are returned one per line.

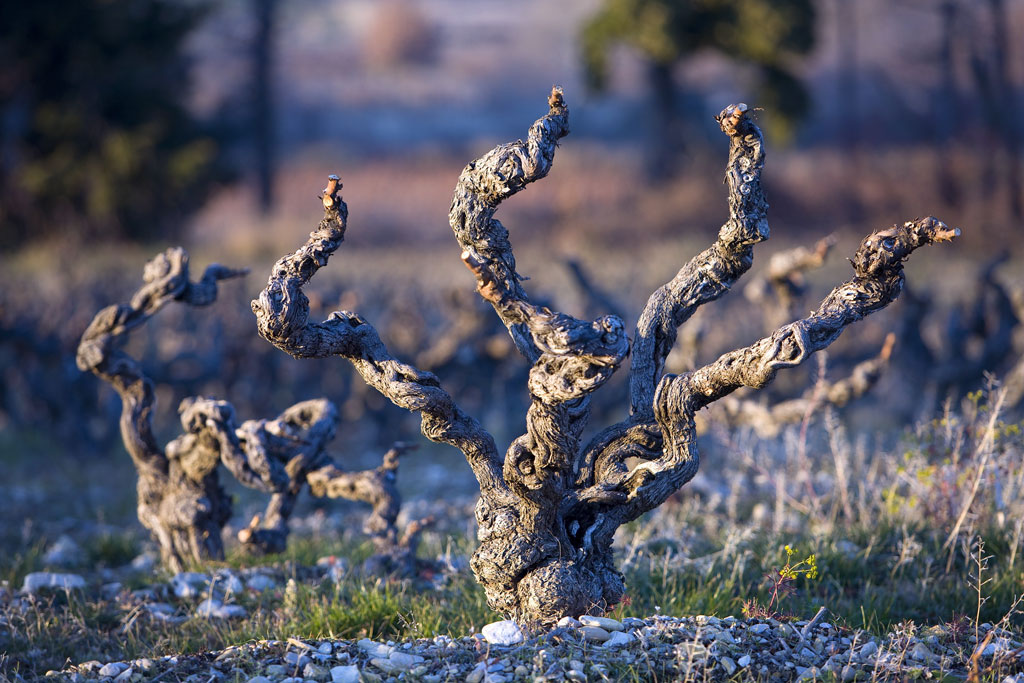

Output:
xmin=80 ymin=248 xmax=430 ymax=573
xmin=254 ymin=92 xmax=957 ymax=624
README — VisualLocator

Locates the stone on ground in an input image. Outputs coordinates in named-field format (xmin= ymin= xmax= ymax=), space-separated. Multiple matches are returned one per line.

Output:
xmin=482 ymin=620 xmax=525 ymax=646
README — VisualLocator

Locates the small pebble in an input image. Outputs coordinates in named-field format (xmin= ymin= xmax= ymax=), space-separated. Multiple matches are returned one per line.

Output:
xmin=246 ymin=575 xmax=276 ymax=592
xmin=22 ymin=572 xmax=86 ymax=593
xmin=283 ymin=651 xmax=311 ymax=668
xmin=465 ymin=662 xmax=486 ymax=683
xmin=481 ymin=620 xmax=525 ymax=646
xmin=580 ymin=626 xmax=610 ymax=642
xmin=97 ymin=662 xmax=128 ymax=677
xmin=303 ymin=662 xmax=328 ymax=680
xmin=330 ymin=665 xmax=359 ymax=683
xmin=603 ymin=631 xmax=633 ymax=648
xmin=579 ymin=615 xmax=624 ymax=632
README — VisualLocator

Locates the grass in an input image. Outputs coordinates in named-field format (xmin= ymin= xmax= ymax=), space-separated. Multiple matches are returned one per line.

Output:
xmin=3 ymin=522 xmax=1021 ymax=678
xmin=2 ymin=385 xmax=1023 ymax=680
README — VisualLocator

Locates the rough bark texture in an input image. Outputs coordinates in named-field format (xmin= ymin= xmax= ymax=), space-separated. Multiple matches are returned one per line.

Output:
xmin=253 ymin=92 xmax=957 ymax=625
xmin=77 ymin=248 xmax=255 ymax=572
xmin=744 ymin=235 xmax=836 ymax=330
xmin=79 ymin=248 xmax=426 ymax=573
xmin=719 ymin=333 xmax=895 ymax=438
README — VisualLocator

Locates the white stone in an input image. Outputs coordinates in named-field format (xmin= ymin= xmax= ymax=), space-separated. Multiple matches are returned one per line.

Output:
xmin=481 ymin=620 xmax=525 ymax=646
xmin=859 ymin=641 xmax=878 ymax=658
xmin=465 ymin=663 xmax=486 ymax=683
xmin=247 ymin=677 xmax=272 ymax=683
xmin=130 ymin=553 xmax=157 ymax=572
xmin=720 ymin=657 xmax=737 ymax=676
xmin=356 ymin=639 xmax=394 ymax=658
xmin=173 ymin=571 xmax=208 ymax=584
xmin=97 ymin=662 xmax=128 ymax=677
xmin=737 ymin=655 xmax=751 ymax=667
xmin=172 ymin=572 xmax=208 ymax=599
xmin=557 ymin=616 xmax=582 ymax=629
xmin=330 ymin=665 xmax=359 ymax=683
xmin=43 ymin=535 xmax=83 ymax=566
xmin=214 ymin=573 xmax=244 ymax=595
xmin=194 ymin=599 xmax=223 ymax=617
xmin=976 ymin=637 xmax=1016 ymax=657
xmin=22 ymin=572 xmax=86 ymax=593
xmin=303 ymin=663 xmax=328 ymax=680
xmin=677 ymin=642 xmax=708 ymax=659
xmin=148 ymin=607 xmax=186 ymax=624
xmin=579 ymin=615 xmax=625 ymax=632
xmin=113 ymin=668 xmax=134 ymax=682
xmin=798 ymin=666 xmax=821 ymax=682
xmin=580 ymin=626 xmax=610 ymax=642
xmin=245 ymin=575 xmax=276 ymax=592
xmin=836 ymin=540 xmax=860 ymax=558
xmin=284 ymin=652 xmax=311 ymax=668
xmin=910 ymin=643 xmax=936 ymax=662
xmin=748 ymin=623 xmax=770 ymax=634
xmin=371 ymin=658 xmax=405 ymax=674
xmin=603 ymin=631 xmax=633 ymax=648
xmin=216 ymin=604 xmax=248 ymax=619
xmin=713 ymin=629 xmax=736 ymax=644
xmin=387 ymin=651 xmax=425 ymax=668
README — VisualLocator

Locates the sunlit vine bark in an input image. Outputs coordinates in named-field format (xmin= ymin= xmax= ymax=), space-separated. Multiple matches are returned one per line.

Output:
xmin=254 ymin=92 xmax=958 ymax=624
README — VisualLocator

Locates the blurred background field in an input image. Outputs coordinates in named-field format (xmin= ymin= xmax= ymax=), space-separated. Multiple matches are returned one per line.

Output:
xmin=2 ymin=0 xmax=1024 ymax=676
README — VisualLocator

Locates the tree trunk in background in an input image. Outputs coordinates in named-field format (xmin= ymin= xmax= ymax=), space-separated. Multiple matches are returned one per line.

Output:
xmin=646 ymin=60 xmax=682 ymax=181
xmin=935 ymin=0 xmax=959 ymax=207
xmin=988 ymin=0 xmax=1022 ymax=222
xmin=836 ymin=0 xmax=862 ymax=223
xmin=253 ymin=0 xmax=277 ymax=215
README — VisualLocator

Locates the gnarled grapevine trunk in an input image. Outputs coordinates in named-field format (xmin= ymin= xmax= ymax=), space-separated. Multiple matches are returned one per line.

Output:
xmin=77 ymin=249 xmax=257 ymax=571
xmin=253 ymin=92 xmax=958 ymax=624
xmin=79 ymin=249 xmax=429 ymax=573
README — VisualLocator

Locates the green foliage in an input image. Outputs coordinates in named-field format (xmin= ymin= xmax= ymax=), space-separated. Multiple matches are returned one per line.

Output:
xmin=580 ymin=0 xmax=815 ymax=141
xmin=0 ymin=0 xmax=228 ymax=247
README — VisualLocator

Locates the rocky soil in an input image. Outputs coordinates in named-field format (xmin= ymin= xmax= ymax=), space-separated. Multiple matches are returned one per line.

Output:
xmin=17 ymin=564 xmax=1021 ymax=683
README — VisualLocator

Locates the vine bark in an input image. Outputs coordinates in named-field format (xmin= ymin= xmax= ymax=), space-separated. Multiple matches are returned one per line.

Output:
xmin=79 ymin=248 xmax=428 ymax=572
xmin=253 ymin=92 xmax=958 ymax=624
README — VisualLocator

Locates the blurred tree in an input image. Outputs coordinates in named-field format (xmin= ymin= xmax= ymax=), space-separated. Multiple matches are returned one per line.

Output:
xmin=362 ymin=0 xmax=438 ymax=70
xmin=0 ymin=0 xmax=227 ymax=247
xmin=580 ymin=0 xmax=815 ymax=177
xmin=252 ymin=0 xmax=277 ymax=215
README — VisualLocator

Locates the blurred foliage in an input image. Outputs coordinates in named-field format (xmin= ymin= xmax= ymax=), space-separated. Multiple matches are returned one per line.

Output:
xmin=580 ymin=0 xmax=815 ymax=142
xmin=363 ymin=0 xmax=439 ymax=70
xmin=0 ymin=0 xmax=229 ymax=247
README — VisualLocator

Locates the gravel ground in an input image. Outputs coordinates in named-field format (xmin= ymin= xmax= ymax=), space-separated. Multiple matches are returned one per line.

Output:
xmin=48 ymin=610 xmax=1024 ymax=683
